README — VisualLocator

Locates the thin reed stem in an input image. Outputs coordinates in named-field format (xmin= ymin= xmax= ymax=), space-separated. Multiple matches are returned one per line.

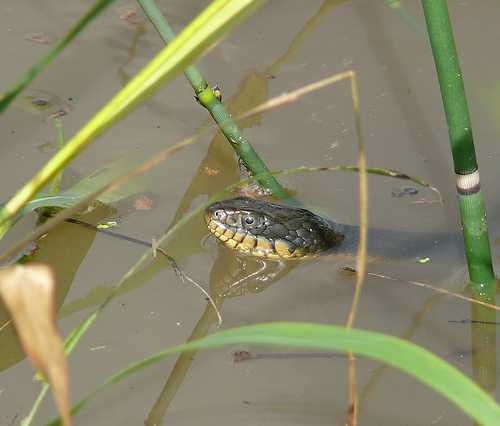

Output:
xmin=137 ymin=0 xmax=288 ymax=198
xmin=422 ymin=0 xmax=496 ymax=295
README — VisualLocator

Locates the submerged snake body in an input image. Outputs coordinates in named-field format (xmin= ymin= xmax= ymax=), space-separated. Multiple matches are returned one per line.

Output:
xmin=204 ymin=197 xmax=345 ymax=259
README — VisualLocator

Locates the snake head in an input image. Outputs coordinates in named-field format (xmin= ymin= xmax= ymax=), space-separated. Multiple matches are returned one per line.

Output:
xmin=204 ymin=197 xmax=344 ymax=259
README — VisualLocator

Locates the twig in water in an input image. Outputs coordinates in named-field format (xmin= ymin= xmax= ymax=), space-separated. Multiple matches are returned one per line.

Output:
xmin=341 ymin=266 xmax=500 ymax=312
xmin=62 ymin=218 xmax=223 ymax=326
xmin=156 ymin=247 xmax=222 ymax=326
xmin=448 ymin=319 xmax=500 ymax=325
xmin=232 ymin=350 xmax=345 ymax=363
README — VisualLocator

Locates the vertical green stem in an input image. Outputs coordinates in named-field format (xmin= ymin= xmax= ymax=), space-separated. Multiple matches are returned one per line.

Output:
xmin=422 ymin=0 xmax=497 ymax=399
xmin=421 ymin=0 xmax=495 ymax=292
xmin=137 ymin=0 xmax=288 ymax=198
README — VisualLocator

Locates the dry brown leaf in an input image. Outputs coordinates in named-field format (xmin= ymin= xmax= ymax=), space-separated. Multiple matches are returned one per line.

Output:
xmin=0 ymin=264 xmax=71 ymax=426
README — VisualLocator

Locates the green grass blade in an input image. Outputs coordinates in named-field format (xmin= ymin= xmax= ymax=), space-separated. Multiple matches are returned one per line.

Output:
xmin=1 ymin=158 xmax=146 ymax=226
xmin=21 ymin=384 xmax=50 ymax=426
xmin=61 ymin=158 xmax=146 ymax=204
xmin=0 ymin=0 xmax=115 ymax=113
xmin=48 ymin=323 xmax=500 ymax=426
xmin=0 ymin=0 xmax=265 ymax=238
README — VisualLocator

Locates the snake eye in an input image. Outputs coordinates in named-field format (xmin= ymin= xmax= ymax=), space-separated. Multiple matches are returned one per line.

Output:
xmin=244 ymin=216 xmax=255 ymax=225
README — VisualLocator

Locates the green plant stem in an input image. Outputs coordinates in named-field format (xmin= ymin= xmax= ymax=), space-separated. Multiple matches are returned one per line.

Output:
xmin=137 ymin=0 xmax=288 ymax=198
xmin=422 ymin=0 xmax=495 ymax=292
xmin=137 ymin=0 xmax=205 ymax=92
xmin=21 ymin=385 xmax=49 ymax=426
xmin=0 ymin=0 xmax=265 ymax=240
xmin=422 ymin=1 xmax=476 ymax=172
xmin=457 ymin=193 xmax=495 ymax=296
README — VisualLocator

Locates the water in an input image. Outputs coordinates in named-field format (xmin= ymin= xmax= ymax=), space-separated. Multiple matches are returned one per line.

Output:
xmin=0 ymin=0 xmax=499 ymax=425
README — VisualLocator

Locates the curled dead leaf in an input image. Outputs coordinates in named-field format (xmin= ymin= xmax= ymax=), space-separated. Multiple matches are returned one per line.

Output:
xmin=0 ymin=264 xmax=71 ymax=426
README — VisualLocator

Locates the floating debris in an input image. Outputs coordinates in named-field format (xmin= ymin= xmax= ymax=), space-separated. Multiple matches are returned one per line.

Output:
xmin=49 ymin=106 xmax=72 ymax=119
xmin=203 ymin=166 xmax=220 ymax=176
xmin=90 ymin=345 xmax=107 ymax=351
xmin=119 ymin=8 xmax=144 ymax=25
xmin=31 ymin=98 xmax=49 ymax=107
xmin=20 ymin=90 xmax=72 ymax=119
xmin=391 ymin=186 xmax=419 ymax=198
xmin=234 ymin=182 xmax=270 ymax=198
xmin=96 ymin=221 xmax=118 ymax=230
xmin=133 ymin=195 xmax=153 ymax=210
xmin=24 ymin=32 xmax=52 ymax=44
xmin=37 ymin=141 xmax=56 ymax=153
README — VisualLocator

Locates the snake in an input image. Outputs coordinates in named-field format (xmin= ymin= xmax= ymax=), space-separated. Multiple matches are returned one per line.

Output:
xmin=204 ymin=196 xmax=345 ymax=259
xmin=204 ymin=196 xmax=464 ymax=261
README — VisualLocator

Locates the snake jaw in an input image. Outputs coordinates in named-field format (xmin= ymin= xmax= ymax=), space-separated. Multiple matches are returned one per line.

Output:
xmin=204 ymin=197 xmax=345 ymax=259
xmin=205 ymin=204 xmax=276 ymax=258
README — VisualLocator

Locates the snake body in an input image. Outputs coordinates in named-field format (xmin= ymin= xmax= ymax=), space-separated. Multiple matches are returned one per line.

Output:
xmin=204 ymin=197 xmax=345 ymax=259
xmin=205 ymin=196 xmax=465 ymax=261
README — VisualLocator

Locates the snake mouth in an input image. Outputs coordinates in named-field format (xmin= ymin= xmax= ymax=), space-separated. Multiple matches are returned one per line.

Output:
xmin=204 ymin=196 xmax=344 ymax=259
xmin=204 ymin=204 xmax=280 ymax=258
xmin=204 ymin=216 xmax=312 ymax=260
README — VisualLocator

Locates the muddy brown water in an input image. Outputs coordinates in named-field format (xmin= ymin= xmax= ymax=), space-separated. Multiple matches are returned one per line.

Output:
xmin=1 ymin=1 xmax=500 ymax=425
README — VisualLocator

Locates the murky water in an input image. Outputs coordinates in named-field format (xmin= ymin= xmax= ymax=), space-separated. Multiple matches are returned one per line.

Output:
xmin=1 ymin=0 xmax=499 ymax=425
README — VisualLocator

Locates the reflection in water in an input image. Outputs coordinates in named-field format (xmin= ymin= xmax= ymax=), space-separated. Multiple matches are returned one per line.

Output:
xmin=145 ymin=246 xmax=297 ymax=426
xmin=212 ymin=251 xmax=295 ymax=299
xmin=265 ymin=0 xmax=349 ymax=77
xmin=470 ymin=293 xmax=497 ymax=398
xmin=56 ymin=68 xmax=272 ymax=315
xmin=6 ymin=1 xmax=492 ymax=423
xmin=354 ymin=1 xmax=455 ymax=214
xmin=16 ymin=89 xmax=72 ymax=121
xmin=0 ymin=204 xmax=113 ymax=372
xmin=117 ymin=21 xmax=147 ymax=85
xmin=356 ymin=1 xmax=498 ymax=409
xmin=144 ymin=2 xmax=354 ymax=424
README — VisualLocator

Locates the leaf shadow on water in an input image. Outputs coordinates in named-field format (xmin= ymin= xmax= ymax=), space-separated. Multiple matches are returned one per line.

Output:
xmin=0 ymin=203 xmax=114 ymax=372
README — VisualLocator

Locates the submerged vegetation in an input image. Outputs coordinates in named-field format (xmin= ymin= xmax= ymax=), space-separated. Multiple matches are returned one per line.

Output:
xmin=0 ymin=1 xmax=498 ymax=425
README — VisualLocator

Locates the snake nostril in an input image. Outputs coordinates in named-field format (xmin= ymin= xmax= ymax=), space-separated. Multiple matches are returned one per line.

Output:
xmin=214 ymin=209 xmax=226 ymax=221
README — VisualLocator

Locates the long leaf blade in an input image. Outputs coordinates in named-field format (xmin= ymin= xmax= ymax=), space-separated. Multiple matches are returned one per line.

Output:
xmin=0 ymin=0 xmax=265 ymax=236
xmin=50 ymin=323 xmax=500 ymax=426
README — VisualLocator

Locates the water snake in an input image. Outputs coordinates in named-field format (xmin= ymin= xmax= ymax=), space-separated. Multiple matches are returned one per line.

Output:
xmin=204 ymin=196 xmax=464 ymax=261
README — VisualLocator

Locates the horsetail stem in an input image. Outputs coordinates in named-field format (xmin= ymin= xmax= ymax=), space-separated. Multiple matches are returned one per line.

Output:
xmin=422 ymin=0 xmax=496 ymax=295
